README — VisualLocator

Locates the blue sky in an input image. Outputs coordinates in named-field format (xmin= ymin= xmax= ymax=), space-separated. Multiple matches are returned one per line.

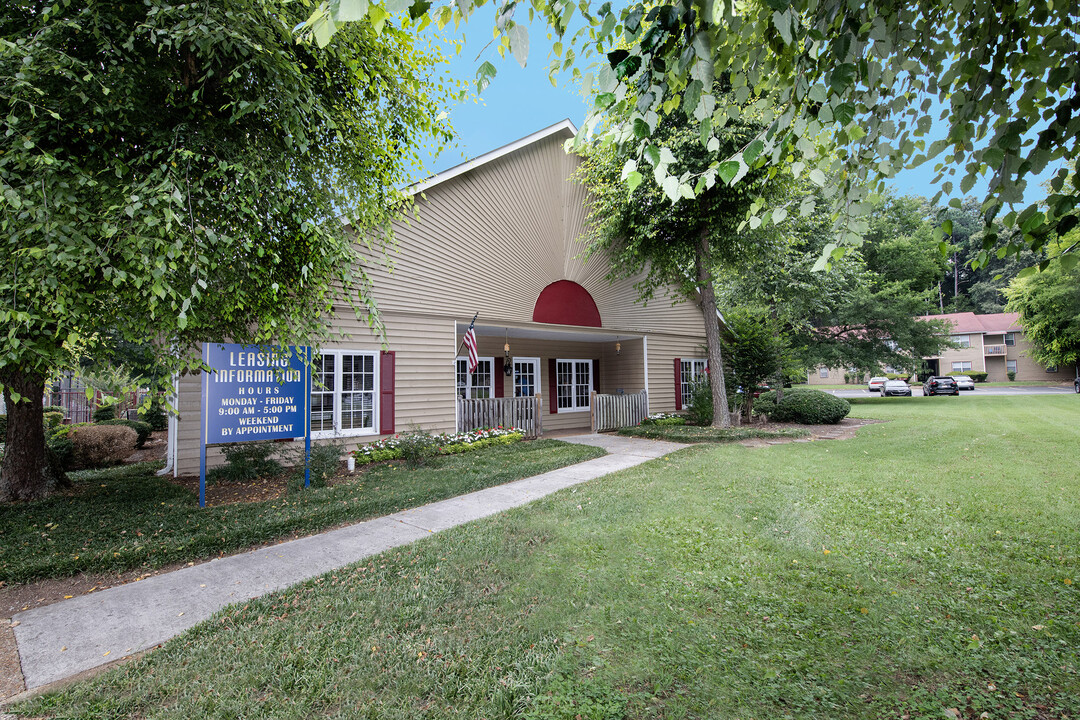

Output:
xmin=418 ymin=17 xmax=1054 ymax=207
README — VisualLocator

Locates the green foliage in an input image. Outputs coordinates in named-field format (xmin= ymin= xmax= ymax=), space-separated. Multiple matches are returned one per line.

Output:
xmin=91 ymin=406 xmax=116 ymax=423
xmin=684 ymin=379 xmax=714 ymax=426
xmin=208 ymin=442 xmax=283 ymax=485
xmin=46 ymin=434 xmax=74 ymax=471
xmin=722 ymin=305 xmax=789 ymax=421
xmin=0 ymin=0 xmax=456 ymax=497
xmin=756 ymin=389 xmax=851 ymax=425
xmin=1005 ymin=236 xmax=1080 ymax=369
xmin=142 ymin=403 xmax=168 ymax=432
xmin=1008 ymin=371 xmax=1017 ymax=381
xmin=949 ymin=371 xmax=988 ymax=382
xmin=617 ymin=424 xmax=807 ymax=443
xmin=396 ymin=432 xmax=440 ymax=469
xmin=97 ymin=419 xmax=152 ymax=449
xmin=42 ymin=405 xmax=64 ymax=415
xmin=43 ymin=411 xmax=64 ymax=431
xmin=523 ymin=673 xmax=627 ymax=720
xmin=289 ymin=442 xmax=343 ymax=490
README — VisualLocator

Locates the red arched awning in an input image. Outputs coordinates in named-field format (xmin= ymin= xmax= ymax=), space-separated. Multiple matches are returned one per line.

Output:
xmin=532 ymin=280 xmax=602 ymax=327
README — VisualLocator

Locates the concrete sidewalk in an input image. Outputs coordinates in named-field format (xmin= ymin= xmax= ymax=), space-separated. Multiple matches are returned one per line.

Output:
xmin=10 ymin=433 xmax=686 ymax=692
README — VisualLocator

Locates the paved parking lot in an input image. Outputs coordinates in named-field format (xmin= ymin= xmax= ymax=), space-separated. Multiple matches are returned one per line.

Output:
xmin=830 ymin=385 xmax=1075 ymax=398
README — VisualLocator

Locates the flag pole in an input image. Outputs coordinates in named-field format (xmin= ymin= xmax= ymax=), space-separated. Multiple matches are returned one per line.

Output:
xmin=454 ymin=312 xmax=479 ymax=356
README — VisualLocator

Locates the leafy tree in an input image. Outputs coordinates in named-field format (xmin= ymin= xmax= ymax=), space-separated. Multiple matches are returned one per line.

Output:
xmin=718 ymin=189 xmax=952 ymax=378
xmin=311 ymin=0 xmax=1079 ymax=266
xmin=721 ymin=306 xmax=789 ymax=422
xmin=578 ymin=103 xmax=788 ymax=427
xmin=1005 ymin=234 xmax=1080 ymax=374
xmin=0 ymin=1 xmax=454 ymax=500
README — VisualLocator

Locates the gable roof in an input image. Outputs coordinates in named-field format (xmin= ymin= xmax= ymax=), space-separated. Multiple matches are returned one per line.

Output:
xmin=407 ymin=119 xmax=579 ymax=196
xmin=916 ymin=311 xmax=1022 ymax=334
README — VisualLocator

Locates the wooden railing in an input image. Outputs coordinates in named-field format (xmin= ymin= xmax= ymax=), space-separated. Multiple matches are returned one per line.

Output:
xmin=456 ymin=395 xmax=543 ymax=438
xmin=591 ymin=390 xmax=648 ymax=433
xmin=984 ymin=345 xmax=1006 ymax=356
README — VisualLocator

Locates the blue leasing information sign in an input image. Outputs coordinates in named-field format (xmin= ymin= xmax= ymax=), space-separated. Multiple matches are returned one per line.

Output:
xmin=202 ymin=343 xmax=309 ymax=444
xmin=200 ymin=342 xmax=312 ymax=506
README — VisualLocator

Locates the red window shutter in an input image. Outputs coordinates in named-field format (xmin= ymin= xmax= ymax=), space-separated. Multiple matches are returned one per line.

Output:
xmin=494 ymin=358 xmax=504 ymax=398
xmin=379 ymin=351 xmax=395 ymax=435
xmin=592 ymin=359 xmax=600 ymax=394
xmin=548 ymin=358 xmax=557 ymax=414
xmin=673 ymin=357 xmax=682 ymax=411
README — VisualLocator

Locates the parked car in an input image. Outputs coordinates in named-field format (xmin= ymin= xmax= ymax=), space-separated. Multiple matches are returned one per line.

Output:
xmin=952 ymin=375 xmax=976 ymax=391
xmin=881 ymin=379 xmax=912 ymax=397
xmin=1075 ymin=377 xmax=1079 ymax=394
xmin=868 ymin=376 xmax=888 ymax=393
xmin=922 ymin=376 xmax=959 ymax=396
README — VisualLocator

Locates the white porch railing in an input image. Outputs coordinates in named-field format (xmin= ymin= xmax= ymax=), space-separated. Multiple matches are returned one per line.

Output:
xmin=456 ymin=395 xmax=543 ymax=438
xmin=591 ymin=390 xmax=648 ymax=432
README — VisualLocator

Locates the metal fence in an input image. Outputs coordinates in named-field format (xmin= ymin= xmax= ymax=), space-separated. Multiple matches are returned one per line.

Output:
xmin=456 ymin=395 xmax=543 ymax=438
xmin=590 ymin=390 xmax=649 ymax=432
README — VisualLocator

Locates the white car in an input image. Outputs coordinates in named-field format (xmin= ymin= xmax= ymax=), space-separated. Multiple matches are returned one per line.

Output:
xmin=952 ymin=375 xmax=975 ymax=391
xmin=868 ymin=376 xmax=888 ymax=393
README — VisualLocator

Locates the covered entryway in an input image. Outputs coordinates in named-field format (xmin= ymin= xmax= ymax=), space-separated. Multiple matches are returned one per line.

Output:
xmin=454 ymin=322 xmax=647 ymax=436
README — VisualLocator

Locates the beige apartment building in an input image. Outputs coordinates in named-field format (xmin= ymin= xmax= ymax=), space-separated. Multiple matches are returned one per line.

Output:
xmin=807 ymin=311 xmax=1077 ymax=385
xmin=167 ymin=121 xmax=711 ymax=475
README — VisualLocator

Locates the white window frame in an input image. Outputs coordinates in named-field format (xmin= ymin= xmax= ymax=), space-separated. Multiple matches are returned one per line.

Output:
xmin=951 ymin=361 xmax=972 ymax=372
xmin=952 ymin=334 xmax=971 ymax=348
xmin=556 ymin=359 xmax=593 ymax=413
xmin=512 ymin=357 xmax=541 ymax=398
xmin=818 ymin=367 xmax=829 ymax=378
xmin=680 ymin=358 xmax=708 ymax=408
xmin=456 ymin=356 xmax=494 ymax=399
xmin=1006 ymin=360 xmax=1017 ymax=374
xmin=311 ymin=350 xmax=379 ymax=440
xmin=1004 ymin=332 xmax=1016 ymax=346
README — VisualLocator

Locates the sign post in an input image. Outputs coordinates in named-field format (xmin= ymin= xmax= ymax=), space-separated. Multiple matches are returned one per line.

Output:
xmin=200 ymin=343 xmax=311 ymax=508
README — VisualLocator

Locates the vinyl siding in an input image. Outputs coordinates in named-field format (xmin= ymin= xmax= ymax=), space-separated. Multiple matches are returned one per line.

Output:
xmin=359 ymin=132 xmax=703 ymax=336
xmin=172 ymin=128 xmax=711 ymax=475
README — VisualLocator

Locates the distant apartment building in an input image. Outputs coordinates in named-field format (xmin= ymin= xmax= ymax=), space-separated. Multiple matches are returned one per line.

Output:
xmin=806 ymin=312 xmax=1077 ymax=384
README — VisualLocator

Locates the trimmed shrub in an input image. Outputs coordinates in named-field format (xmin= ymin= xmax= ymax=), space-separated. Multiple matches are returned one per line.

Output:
xmin=286 ymin=442 xmax=343 ymax=490
xmin=969 ymin=371 xmax=988 ymax=382
xmin=1007 ymin=371 xmax=1016 ymax=381
xmin=208 ymin=441 xmax=282 ymax=484
xmin=97 ymin=418 xmax=152 ymax=448
xmin=92 ymin=405 xmax=117 ymax=422
xmin=71 ymin=424 xmax=137 ymax=468
xmin=143 ymin=403 xmax=168 ymax=431
xmin=43 ymin=405 xmax=64 ymax=415
xmin=396 ymin=432 xmax=440 ymax=468
xmin=43 ymin=411 xmax=65 ymax=431
xmin=47 ymin=434 xmax=75 ymax=470
xmin=756 ymin=389 xmax=851 ymax=424
xmin=685 ymin=379 xmax=713 ymax=426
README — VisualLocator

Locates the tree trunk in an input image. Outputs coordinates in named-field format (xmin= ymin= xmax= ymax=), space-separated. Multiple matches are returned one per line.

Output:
xmin=695 ymin=232 xmax=731 ymax=428
xmin=1 ymin=366 xmax=68 ymax=502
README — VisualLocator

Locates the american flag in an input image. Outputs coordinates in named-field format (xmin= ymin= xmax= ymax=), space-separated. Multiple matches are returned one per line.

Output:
xmin=463 ymin=318 xmax=478 ymax=374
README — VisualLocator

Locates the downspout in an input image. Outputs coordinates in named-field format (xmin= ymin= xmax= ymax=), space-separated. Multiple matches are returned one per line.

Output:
xmin=156 ymin=372 xmax=180 ymax=478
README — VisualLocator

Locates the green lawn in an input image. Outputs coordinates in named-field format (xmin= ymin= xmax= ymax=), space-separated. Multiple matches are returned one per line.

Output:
xmin=16 ymin=396 xmax=1080 ymax=718
xmin=0 ymin=440 xmax=604 ymax=584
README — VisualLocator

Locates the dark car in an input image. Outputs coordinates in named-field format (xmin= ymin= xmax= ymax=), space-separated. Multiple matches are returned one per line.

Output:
xmin=881 ymin=379 xmax=912 ymax=397
xmin=1075 ymin=377 xmax=1079 ymax=394
xmin=922 ymin=376 xmax=960 ymax=396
